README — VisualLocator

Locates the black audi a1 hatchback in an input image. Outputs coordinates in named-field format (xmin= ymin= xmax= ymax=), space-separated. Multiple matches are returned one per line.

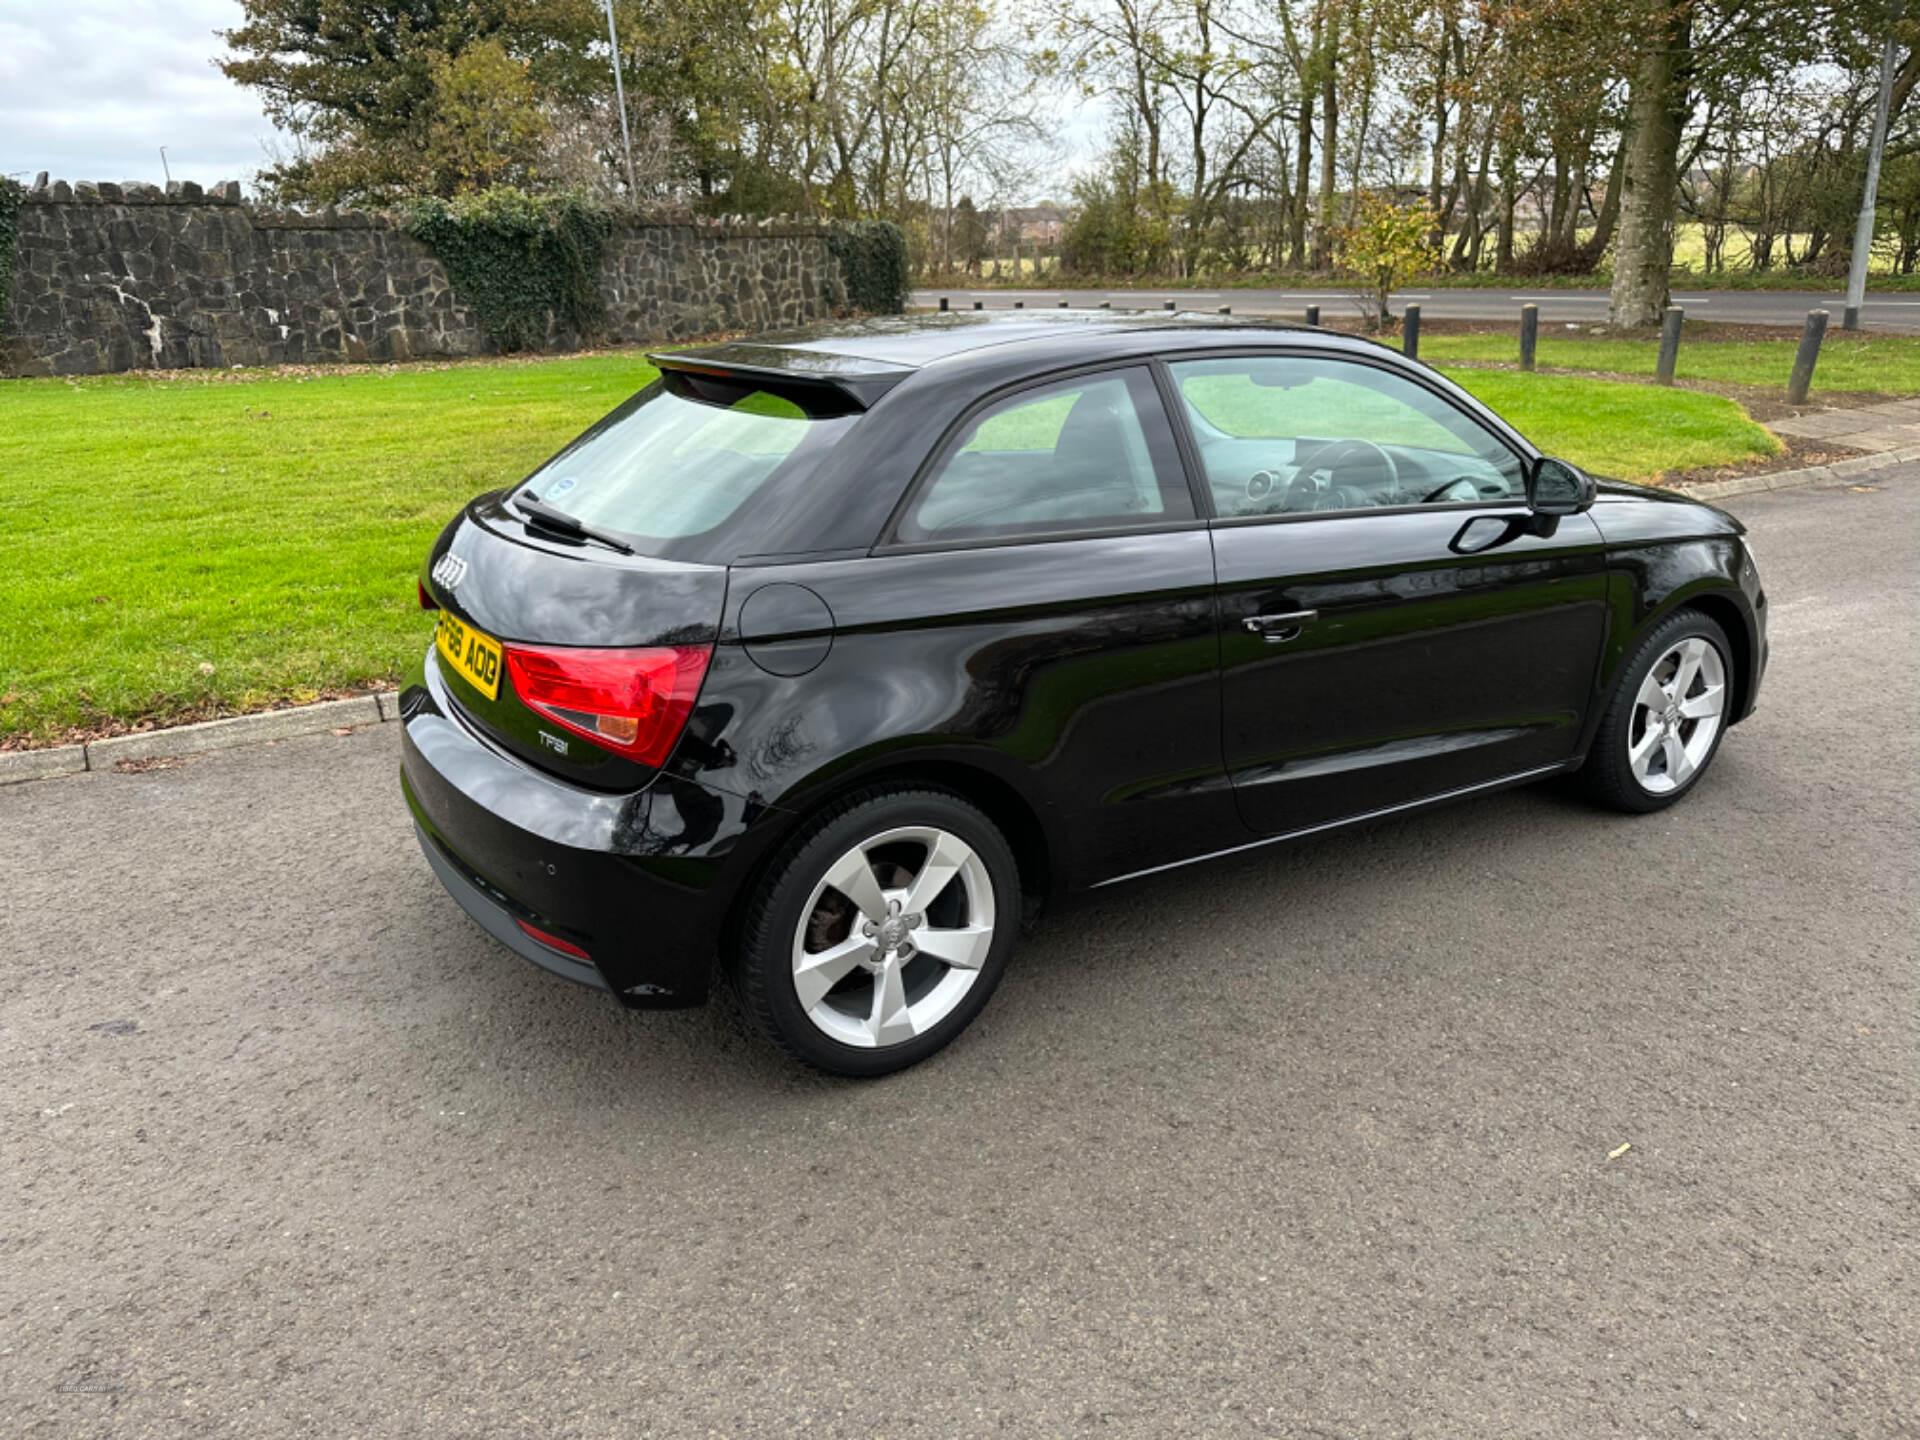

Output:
xmin=402 ymin=310 xmax=1767 ymax=1074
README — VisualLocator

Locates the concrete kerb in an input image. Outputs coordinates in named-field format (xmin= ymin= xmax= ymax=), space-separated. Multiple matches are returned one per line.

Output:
xmin=1673 ymin=445 xmax=1920 ymax=503
xmin=0 ymin=746 xmax=89 ymax=784
xmin=1 ymin=693 xmax=395 ymax=786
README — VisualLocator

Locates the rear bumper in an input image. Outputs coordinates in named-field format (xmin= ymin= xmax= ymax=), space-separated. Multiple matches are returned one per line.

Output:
xmin=413 ymin=822 xmax=610 ymax=992
xmin=400 ymin=649 xmax=778 ymax=1008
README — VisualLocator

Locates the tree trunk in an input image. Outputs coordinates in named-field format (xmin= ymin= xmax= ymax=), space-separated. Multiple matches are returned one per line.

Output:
xmin=1451 ymin=126 xmax=1492 ymax=268
xmin=1547 ymin=150 xmax=1569 ymax=251
xmin=1290 ymin=91 xmax=1314 ymax=266
xmin=1560 ymin=123 xmax=1594 ymax=254
xmin=1311 ymin=21 xmax=1340 ymax=270
xmin=1571 ymin=152 xmax=1625 ymax=269
xmin=1495 ymin=151 xmax=1517 ymax=272
xmin=1609 ymin=3 xmax=1693 ymax=328
xmin=1426 ymin=18 xmax=1451 ymax=250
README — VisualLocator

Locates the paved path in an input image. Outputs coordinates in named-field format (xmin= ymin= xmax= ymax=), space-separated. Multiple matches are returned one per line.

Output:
xmin=3 ymin=480 xmax=1916 ymax=1437
xmin=913 ymin=285 xmax=1920 ymax=331
xmin=1770 ymin=395 xmax=1920 ymax=452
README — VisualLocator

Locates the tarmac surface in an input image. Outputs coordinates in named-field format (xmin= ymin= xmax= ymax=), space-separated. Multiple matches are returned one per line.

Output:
xmin=3 ymin=478 xmax=1916 ymax=1437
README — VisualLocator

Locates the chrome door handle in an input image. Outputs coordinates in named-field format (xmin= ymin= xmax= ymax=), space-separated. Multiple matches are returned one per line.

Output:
xmin=1243 ymin=609 xmax=1318 ymax=642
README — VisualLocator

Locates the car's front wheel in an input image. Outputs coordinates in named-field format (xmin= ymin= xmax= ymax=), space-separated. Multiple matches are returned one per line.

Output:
xmin=1581 ymin=608 xmax=1735 ymax=813
xmin=733 ymin=787 xmax=1019 ymax=1076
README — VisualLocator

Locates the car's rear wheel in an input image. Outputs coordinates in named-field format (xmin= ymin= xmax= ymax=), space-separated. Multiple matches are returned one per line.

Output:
xmin=733 ymin=788 xmax=1018 ymax=1076
xmin=1581 ymin=608 xmax=1734 ymax=813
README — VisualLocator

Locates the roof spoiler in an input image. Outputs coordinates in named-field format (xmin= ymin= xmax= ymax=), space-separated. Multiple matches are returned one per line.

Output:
xmin=649 ymin=353 xmax=910 ymax=414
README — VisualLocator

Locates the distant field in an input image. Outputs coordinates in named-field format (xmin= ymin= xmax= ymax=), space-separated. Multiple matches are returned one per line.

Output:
xmin=1 ymin=353 xmax=1776 ymax=742
xmin=941 ymin=219 xmax=1919 ymax=290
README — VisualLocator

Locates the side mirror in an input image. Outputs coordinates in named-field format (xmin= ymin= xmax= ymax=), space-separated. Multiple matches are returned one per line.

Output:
xmin=1528 ymin=456 xmax=1596 ymax=516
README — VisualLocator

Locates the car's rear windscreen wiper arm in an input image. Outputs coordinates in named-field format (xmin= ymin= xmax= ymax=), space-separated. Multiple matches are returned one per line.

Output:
xmin=513 ymin=493 xmax=635 ymax=554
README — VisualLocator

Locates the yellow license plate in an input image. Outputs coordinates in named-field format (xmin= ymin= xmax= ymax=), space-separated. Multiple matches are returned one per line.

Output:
xmin=436 ymin=612 xmax=503 ymax=700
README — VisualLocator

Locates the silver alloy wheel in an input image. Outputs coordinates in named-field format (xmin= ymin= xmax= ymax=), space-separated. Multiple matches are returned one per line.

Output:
xmin=791 ymin=825 xmax=996 ymax=1049
xmin=1627 ymin=635 xmax=1728 ymax=795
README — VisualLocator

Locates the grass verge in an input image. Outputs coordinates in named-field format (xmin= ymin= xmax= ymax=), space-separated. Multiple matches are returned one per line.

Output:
xmin=1440 ymin=370 xmax=1779 ymax=477
xmin=0 ymin=356 xmax=659 ymax=744
xmin=1 ymin=354 xmax=1777 ymax=742
xmin=1419 ymin=331 xmax=1920 ymax=394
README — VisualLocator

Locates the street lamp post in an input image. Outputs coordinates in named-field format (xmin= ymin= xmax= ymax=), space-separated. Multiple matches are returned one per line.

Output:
xmin=601 ymin=0 xmax=640 ymax=203
xmin=1844 ymin=0 xmax=1902 ymax=331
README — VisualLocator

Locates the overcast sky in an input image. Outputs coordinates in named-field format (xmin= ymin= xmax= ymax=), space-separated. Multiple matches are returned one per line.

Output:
xmin=0 ymin=0 xmax=1089 ymax=199
xmin=0 ymin=0 xmax=287 ymax=188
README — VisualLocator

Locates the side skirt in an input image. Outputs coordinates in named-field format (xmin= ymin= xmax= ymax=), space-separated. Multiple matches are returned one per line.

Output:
xmin=1088 ymin=760 xmax=1579 ymax=889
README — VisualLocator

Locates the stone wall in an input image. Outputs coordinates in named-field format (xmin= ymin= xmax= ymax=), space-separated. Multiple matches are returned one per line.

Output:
xmin=0 ymin=179 xmax=846 ymax=377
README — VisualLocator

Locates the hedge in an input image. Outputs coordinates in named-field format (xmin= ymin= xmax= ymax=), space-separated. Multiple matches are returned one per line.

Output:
xmin=401 ymin=188 xmax=611 ymax=352
xmin=829 ymin=220 xmax=911 ymax=314
xmin=0 ymin=179 xmax=23 ymax=330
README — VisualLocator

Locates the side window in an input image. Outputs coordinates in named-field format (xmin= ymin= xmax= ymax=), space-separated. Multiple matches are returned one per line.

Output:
xmin=1168 ymin=356 xmax=1526 ymax=518
xmin=898 ymin=367 xmax=1194 ymax=544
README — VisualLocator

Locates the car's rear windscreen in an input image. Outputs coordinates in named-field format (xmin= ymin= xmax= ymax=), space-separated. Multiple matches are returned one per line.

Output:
xmin=511 ymin=373 xmax=857 ymax=560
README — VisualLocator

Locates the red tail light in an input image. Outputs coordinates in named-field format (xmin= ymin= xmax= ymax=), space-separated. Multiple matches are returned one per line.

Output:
xmin=514 ymin=917 xmax=591 ymax=961
xmin=504 ymin=644 xmax=711 ymax=765
xmin=418 ymin=581 xmax=440 ymax=611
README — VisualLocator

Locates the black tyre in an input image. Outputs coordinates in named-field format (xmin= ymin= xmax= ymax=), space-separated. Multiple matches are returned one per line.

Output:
xmin=732 ymin=787 xmax=1019 ymax=1076
xmin=1581 ymin=607 xmax=1735 ymax=814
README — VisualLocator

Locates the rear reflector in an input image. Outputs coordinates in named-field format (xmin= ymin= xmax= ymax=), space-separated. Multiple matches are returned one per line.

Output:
xmin=504 ymin=643 xmax=711 ymax=766
xmin=514 ymin=917 xmax=591 ymax=961
xmin=418 ymin=581 xmax=440 ymax=611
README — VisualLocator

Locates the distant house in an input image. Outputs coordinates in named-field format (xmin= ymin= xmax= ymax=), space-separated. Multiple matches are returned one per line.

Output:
xmin=993 ymin=205 xmax=1067 ymax=247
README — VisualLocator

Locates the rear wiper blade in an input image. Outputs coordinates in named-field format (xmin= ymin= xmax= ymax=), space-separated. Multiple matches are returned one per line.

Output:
xmin=513 ymin=492 xmax=634 ymax=554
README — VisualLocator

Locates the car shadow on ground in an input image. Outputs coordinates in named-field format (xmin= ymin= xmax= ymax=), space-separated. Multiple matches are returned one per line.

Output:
xmin=373 ymin=753 xmax=1747 ymax=1115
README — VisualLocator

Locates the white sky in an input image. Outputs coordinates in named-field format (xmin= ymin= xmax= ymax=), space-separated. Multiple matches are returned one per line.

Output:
xmin=0 ymin=0 xmax=1092 ymax=199
xmin=0 ymin=0 xmax=285 ymax=188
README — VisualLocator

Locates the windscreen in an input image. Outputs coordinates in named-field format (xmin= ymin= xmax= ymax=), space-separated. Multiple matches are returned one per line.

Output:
xmin=512 ymin=374 xmax=856 ymax=558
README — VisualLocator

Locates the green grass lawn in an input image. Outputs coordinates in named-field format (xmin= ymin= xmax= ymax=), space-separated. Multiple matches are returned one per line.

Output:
xmin=0 ymin=353 xmax=1777 ymax=742
xmin=1420 ymin=330 xmax=1920 ymax=394
xmin=0 ymin=356 xmax=661 ymax=743
xmin=1443 ymin=370 xmax=1779 ymax=476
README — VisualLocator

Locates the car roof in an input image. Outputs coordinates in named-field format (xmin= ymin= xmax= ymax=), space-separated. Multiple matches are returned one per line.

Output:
xmin=654 ymin=309 xmax=1385 ymax=406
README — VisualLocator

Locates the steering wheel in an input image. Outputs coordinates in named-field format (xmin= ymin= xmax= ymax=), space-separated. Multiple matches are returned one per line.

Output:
xmin=1418 ymin=476 xmax=1483 ymax=505
xmin=1295 ymin=437 xmax=1398 ymax=493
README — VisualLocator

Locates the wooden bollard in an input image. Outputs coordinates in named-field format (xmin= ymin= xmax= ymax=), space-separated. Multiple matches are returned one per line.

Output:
xmin=1656 ymin=306 xmax=1683 ymax=384
xmin=1519 ymin=304 xmax=1539 ymax=371
xmin=938 ymin=295 xmax=948 ymax=311
xmin=1304 ymin=304 xmax=1319 ymax=327
xmin=1788 ymin=310 xmax=1829 ymax=403
xmin=1403 ymin=303 xmax=1420 ymax=359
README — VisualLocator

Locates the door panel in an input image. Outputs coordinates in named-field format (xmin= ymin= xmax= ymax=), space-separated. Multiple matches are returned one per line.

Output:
xmin=1212 ymin=509 xmax=1609 ymax=834
xmin=707 ymin=530 xmax=1233 ymax=885
xmin=698 ymin=362 xmax=1233 ymax=888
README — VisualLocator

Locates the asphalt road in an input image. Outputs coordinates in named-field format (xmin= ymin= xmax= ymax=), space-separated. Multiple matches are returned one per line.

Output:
xmin=912 ymin=285 xmax=1920 ymax=331
xmin=4 ymin=479 xmax=1916 ymax=1438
